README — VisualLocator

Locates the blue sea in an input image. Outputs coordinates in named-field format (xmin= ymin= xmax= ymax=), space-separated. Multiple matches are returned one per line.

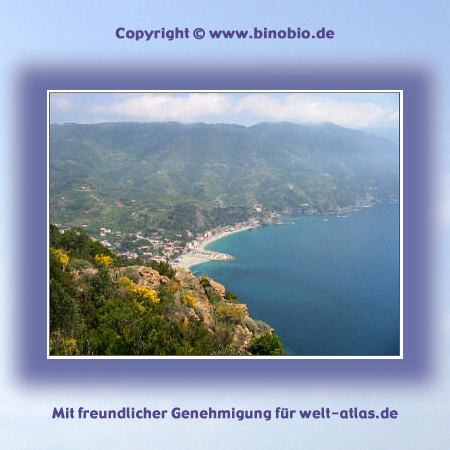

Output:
xmin=191 ymin=203 xmax=400 ymax=356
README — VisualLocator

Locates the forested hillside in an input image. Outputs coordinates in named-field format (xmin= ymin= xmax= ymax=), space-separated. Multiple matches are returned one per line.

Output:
xmin=50 ymin=121 xmax=399 ymax=238
xmin=49 ymin=225 xmax=283 ymax=356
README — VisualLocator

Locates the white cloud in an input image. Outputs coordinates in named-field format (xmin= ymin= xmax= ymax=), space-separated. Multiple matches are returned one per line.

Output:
xmin=235 ymin=94 xmax=392 ymax=128
xmin=50 ymin=94 xmax=75 ymax=112
xmin=86 ymin=92 xmax=396 ymax=128
xmin=90 ymin=93 xmax=233 ymax=121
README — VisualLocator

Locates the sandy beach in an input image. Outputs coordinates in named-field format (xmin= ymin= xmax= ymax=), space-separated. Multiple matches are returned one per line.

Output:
xmin=174 ymin=223 xmax=260 ymax=269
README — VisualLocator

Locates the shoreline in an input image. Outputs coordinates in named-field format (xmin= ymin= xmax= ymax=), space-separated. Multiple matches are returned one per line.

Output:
xmin=173 ymin=222 xmax=261 ymax=269
xmin=173 ymin=201 xmax=399 ymax=269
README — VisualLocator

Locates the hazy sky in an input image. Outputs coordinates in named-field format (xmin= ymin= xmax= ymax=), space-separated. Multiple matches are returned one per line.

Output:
xmin=50 ymin=92 xmax=400 ymax=128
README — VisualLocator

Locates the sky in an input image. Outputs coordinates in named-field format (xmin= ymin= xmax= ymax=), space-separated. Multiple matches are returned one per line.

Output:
xmin=49 ymin=91 xmax=400 ymax=128
xmin=2 ymin=1 xmax=450 ymax=449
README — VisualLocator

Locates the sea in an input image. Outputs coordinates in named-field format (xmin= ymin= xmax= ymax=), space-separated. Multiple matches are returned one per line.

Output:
xmin=191 ymin=203 xmax=400 ymax=356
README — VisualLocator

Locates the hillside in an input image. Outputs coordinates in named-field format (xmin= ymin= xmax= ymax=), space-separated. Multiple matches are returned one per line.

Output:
xmin=50 ymin=225 xmax=283 ymax=356
xmin=50 ymin=121 xmax=399 ymax=240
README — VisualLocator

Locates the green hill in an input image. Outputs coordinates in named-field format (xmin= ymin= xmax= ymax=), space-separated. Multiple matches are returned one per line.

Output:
xmin=50 ymin=121 xmax=399 ymax=237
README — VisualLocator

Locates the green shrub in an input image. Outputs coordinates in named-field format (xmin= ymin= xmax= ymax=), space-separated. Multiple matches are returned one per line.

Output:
xmin=50 ymin=279 xmax=77 ymax=332
xmin=70 ymin=258 xmax=93 ymax=270
xmin=203 ymin=284 xmax=222 ymax=305
xmin=244 ymin=317 xmax=258 ymax=333
xmin=148 ymin=260 xmax=176 ymax=278
xmin=89 ymin=240 xmax=116 ymax=260
xmin=254 ymin=319 xmax=272 ymax=334
xmin=225 ymin=290 xmax=240 ymax=303
xmin=250 ymin=333 xmax=284 ymax=355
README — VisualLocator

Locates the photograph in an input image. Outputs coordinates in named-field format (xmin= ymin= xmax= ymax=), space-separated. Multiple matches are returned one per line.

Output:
xmin=49 ymin=91 xmax=401 ymax=357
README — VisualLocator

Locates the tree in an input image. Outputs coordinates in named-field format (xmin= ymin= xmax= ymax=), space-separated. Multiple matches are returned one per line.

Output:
xmin=57 ymin=227 xmax=91 ymax=257
xmin=50 ymin=279 xmax=77 ymax=332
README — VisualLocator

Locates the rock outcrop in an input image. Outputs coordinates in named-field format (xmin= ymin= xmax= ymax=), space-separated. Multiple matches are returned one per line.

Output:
xmin=79 ymin=264 xmax=273 ymax=355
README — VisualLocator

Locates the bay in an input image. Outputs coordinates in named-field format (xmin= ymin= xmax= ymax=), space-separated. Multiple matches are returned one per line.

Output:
xmin=191 ymin=203 xmax=400 ymax=356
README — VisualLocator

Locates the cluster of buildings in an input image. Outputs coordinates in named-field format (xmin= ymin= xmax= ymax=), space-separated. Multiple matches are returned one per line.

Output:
xmin=97 ymin=227 xmax=187 ymax=262
xmin=56 ymin=206 xmax=280 ymax=264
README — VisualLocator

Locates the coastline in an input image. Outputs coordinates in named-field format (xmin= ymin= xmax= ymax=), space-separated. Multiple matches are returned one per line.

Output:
xmin=173 ymin=222 xmax=260 ymax=269
xmin=172 ymin=200 xmax=399 ymax=269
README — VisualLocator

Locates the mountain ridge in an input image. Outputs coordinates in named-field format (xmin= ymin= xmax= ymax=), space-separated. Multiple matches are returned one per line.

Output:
xmin=50 ymin=121 xmax=399 ymax=241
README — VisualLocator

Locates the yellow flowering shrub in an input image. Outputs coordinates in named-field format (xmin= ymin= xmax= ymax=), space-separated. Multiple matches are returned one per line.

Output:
xmin=215 ymin=304 xmax=245 ymax=324
xmin=117 ymin=276 xmax=134 ymax=288
xmin=135 ymin=300 xmax=146 ymax=314
xmin=167 ymin=279 xmax=181 ymax=293
xmin=50 ymin=338 xmax=78 ymax=355
xmin=181 ymin=293 xmax=197 ymax=307
xmin=94 ymin=254 xmax=113 ymax=267
xmin=50 ymin=247 xmax=70 ymax=267
xmin=117 ymin=277 xmax=160 ymax=304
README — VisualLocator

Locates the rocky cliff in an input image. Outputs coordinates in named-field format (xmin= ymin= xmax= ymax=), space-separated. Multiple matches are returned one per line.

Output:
xmin=121 ymin=265 xmax=273 ymax=355
xmin=67 ymin=263 xmax=280 ymax=356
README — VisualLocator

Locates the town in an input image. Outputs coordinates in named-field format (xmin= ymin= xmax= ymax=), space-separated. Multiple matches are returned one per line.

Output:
xmin=53 ymin=209 xmax=282 ymax=265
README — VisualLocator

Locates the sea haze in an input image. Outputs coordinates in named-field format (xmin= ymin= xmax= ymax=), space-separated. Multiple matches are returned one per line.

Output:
xmin=192 ymin=203 xmax=400 ymax=356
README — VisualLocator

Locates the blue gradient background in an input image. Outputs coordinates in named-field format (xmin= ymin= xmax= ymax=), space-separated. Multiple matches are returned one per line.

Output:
xmin=2 ymin=1 xmax=449 ymax=448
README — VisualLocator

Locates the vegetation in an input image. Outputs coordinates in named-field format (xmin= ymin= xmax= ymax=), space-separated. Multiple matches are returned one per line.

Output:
xmin=49 ymin=225 xmax=282 ymax=356
xmin=49 ymin=121 xmax=397 ymax=356
xmin=50 ymin=122 xmax=399 ymax=239
xmin=250 ymin=333 xmax=285 ymax=356
xmin=148 ymin=260 xmax=176 ymax=278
